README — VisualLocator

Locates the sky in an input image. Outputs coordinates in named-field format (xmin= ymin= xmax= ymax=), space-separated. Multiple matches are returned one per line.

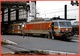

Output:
xmin=36 ymin=1 xmax=79 ymax=22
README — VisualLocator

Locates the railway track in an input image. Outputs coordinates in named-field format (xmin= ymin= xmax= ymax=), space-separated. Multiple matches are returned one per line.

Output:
xmin=2 ymin=39 xmax=76 ymax=54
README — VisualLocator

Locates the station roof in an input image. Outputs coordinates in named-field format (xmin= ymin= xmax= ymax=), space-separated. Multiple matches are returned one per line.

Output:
xmin=1 ymin=1 xmax=29 ymax=10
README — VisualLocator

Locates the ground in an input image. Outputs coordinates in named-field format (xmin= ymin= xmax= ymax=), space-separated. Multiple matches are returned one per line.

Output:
xmin=2 ymin=35 xmax=78 ymax=54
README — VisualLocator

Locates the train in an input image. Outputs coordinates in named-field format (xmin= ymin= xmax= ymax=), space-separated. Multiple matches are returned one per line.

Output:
xmin=3 ymin=23 xmax=22 ymax=35
xmin=72 ymin=21 xmax=79 ymax=35
xmin=3 ymin=19 xmax=74 ymax=41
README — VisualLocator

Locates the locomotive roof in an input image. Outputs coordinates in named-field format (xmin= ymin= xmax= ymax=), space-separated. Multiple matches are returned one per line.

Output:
xmin=26 ymin=20 xmax=71 ymax=24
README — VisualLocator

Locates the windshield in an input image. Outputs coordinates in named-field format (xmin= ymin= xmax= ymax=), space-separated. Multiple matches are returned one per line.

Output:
xmin=66 ymin=22 xmax=72 ymax=27
xmin=59 ymin=22 xmax=66 ymax=27
xmin=54 ymin=22 xmax=58 ymax=26
xmin=52 ymin=22 xmax=58 ymax=26
xmin=59 ymin=21 xmax=72 ymax=27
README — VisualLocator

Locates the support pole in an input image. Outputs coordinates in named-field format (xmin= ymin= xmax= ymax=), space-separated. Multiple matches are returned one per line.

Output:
xmin=8 ymin=9 xmax=10 ymax=24
xmin=64 ymin=5 xmax=67 ymax=19
xmin=2 ymin=8 xmax=4 ymax=34
xmin=16 ymin=9 xmax=19 ymax=21
xmin=2 ymin=8 xmax=4 ymax=24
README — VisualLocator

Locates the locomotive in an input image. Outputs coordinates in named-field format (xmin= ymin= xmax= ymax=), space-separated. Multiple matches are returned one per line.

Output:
xmin=3 ymin=19 xmax=73 ymax=40
xmin=72 ymin=21 xmax=79 ymax=35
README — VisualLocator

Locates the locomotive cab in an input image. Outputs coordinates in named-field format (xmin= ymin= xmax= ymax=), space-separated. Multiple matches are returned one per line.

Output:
xmin=52 ymin=20 xmax=72 ymax=40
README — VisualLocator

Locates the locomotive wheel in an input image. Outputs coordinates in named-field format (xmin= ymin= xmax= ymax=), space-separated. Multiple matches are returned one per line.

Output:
xmin=61 ymin=36 xmax=72 ymax=41
xmin=42 ymin=34 xmax=49 ymax=39
xmin=66 ymin=36 xmax=72 ymax=41
xmin=45 ymin=34 xmax=49 ymax=38
xmin=54 ymin=36 xmax=58 ymax=39
xmin=41 ymin=34 xmax=45 ymax=38
xmin=66 ymin=39 xmax=71 ymax=41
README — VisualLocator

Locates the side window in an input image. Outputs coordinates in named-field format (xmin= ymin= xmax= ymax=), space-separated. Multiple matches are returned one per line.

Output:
xmin=54 ymin=22 xmax=58 ymax=26
xmin=18 ymin=25 xmax=22 ymax=29
xmin=66 ymin=22 xmax=72 ymax=27
xmin=5 ymin=25 xmax=8 ymax=30
xmin=12 ymin=26 xmax=15 ymax=29
xmin=59 ymin=22 xmax=65 ymax=27
xmin=15 ymin=26 xmax=17 ymax=29
xmin=9 ymin=26 xmax=12 ymax=30
xmin=11 ymin=26 xmax=14 ymax=30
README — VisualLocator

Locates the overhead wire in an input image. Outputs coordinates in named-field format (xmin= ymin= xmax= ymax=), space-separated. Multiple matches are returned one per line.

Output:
xmin=39 ymin=8 xmax=78 ymax=15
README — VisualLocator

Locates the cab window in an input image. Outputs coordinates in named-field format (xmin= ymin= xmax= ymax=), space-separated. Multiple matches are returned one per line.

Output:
xmin=59 ymin=22 xmax=66 ymax=27
xmin=66 ymin=22 xmax=72 ymax=27
xmin=54 ymin=22 xmax=58 ymax=26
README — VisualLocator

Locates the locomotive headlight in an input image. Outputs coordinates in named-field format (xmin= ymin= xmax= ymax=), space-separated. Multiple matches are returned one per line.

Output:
xmin=69 ymin=30 xmax=72 ymax=32
xmin=22 ymin=24 xmax=24 ymax=27
xmin=66 ymin=28 xmax=68 ymax=31
xmin=22 ymin=22 xmax=25 ymax=28
xmin=61 ymin=30 xmax=64 ymax=32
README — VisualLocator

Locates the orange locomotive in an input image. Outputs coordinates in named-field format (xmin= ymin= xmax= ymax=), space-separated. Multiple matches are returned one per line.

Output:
xmin=23 ymin=20 xmax=73 ymax=40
